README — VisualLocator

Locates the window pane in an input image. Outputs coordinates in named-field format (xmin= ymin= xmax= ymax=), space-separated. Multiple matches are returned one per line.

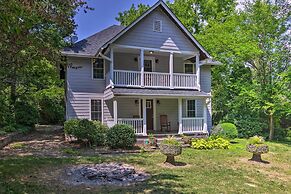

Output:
xmin=187 ymin=100 xmax=196 ymax=117
xmin=91 ymin=100 xmax=102 ymax=121
xmin=93 ymin=58 xmax=104 ymax=79
xmin=185 ymin=64 xmax=193 ymax=74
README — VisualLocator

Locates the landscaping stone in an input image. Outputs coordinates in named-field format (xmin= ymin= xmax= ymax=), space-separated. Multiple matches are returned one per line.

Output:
xmin=246 ymin=144 xmax=269 ymax=162
xmin=63 ymin=163 xmax=149 ymax=186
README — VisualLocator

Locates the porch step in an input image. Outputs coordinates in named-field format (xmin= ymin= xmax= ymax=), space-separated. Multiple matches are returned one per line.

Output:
xmin=136 ymin=133 xmax=208 ymax=145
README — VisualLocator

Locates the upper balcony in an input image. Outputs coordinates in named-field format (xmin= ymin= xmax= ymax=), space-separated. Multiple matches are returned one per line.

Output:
xmin=105 ymin=44 xmax=202 ymax=90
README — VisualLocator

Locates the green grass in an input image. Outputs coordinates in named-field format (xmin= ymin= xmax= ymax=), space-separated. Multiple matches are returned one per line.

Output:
xmin=0 ymin=139 xmax=290 ymax=194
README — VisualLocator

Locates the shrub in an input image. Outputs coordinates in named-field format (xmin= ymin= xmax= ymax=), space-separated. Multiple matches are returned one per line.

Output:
xmin=212 ymin=123 xmax=238 ymax=139
xmin=248 ymin=135 xmax=265 ymax=145
xmin=64 ymin=119 xmax=108 ymax=146
xmin=15 ymin=100 xmax=39 ymax=127
xmin=235 ymin=119 xmax=265 ymax=138
xmin=161 ymin=136 xmax=181 ymax=146
xmin=37 ymin=87 xmax=65 ymax=125
xmin=106 ymin=124 xmax=136 ymax=148
xmin=191 ymin=137 xmax=230 ymax=150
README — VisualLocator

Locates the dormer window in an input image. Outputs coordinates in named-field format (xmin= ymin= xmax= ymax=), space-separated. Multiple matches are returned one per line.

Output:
xmin=153 ymin=20 xmax=162 ymax=32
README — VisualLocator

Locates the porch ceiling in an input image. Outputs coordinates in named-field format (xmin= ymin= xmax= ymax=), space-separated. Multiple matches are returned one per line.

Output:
xmin=105 ymin=87 xmax=211 ymax=99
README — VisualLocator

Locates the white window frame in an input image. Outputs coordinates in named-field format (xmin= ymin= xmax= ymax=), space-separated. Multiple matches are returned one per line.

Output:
xmin=183 ymin=61 xmax=195 ymax=74
xmin=186 ymin=99 xmax=197 ymax=118
xmin=92 ymin=58 xmax=105 ymax=80
xmin=89 ymin=98 xmax=103 ymax=123
xmin=153 ymin=19 xmax=162 ymax=32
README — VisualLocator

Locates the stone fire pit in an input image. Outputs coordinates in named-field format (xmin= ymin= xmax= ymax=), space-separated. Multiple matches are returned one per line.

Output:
xmin=63 ymin=163 xmax=149 ymax=186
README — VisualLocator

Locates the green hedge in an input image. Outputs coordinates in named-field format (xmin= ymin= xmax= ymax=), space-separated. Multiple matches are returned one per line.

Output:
xmin=106 ymin=124 xmax=136 ymax=149
xmin=212 ymin=123 xmax=238 ymax=139
xmin=64 ymin=119 xmax=108 ymax=146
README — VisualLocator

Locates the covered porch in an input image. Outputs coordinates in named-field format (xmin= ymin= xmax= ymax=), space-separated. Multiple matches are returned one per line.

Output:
xmin=104 ymin=88 xmax=210 ymax=136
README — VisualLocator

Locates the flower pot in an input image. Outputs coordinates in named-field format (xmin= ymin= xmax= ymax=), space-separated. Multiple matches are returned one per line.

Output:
xmin=246 ymin=144 xmax=269 ymax=162
xmin=159 ymin=144 xmax=182 ymax=165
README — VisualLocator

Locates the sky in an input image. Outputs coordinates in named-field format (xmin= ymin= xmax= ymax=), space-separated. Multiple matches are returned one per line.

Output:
xmin=74 ymin=0 xmax=161 ymax=41
xmin=74 ymin=0 xmax=244 ymax=41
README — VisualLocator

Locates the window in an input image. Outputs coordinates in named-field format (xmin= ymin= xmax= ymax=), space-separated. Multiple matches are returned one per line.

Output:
xmin=92 ymin=58 xmax=104 ymax=79
xmin=153 ymin=20 xmax=162 ymax=32
xmin=91 ymin=99 xmax=102 ymax=121
xmin=187 ymin=100 xmax=196 ymax=117
xmin=184 ymin=63 xmax=195 ymax=74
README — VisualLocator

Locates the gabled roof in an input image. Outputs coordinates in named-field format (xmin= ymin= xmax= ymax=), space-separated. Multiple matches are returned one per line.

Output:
xmin=62 ymin=0 xmax=211 ymax=59
xmin=102 ymin=0 xmax=211 ymax=59
xmin=62 ymin=25 xmax=124 ymax=57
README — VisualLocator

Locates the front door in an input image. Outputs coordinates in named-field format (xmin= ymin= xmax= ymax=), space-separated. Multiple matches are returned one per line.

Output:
xmin=146 ymin=100 xmax=153 ymax=131
xmin=144 ymin=59 xmax=153 ymax=72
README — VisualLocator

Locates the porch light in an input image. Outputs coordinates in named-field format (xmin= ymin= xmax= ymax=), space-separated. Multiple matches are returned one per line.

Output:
xmin=149 ymin=51 xmax=154 ymax=54
xmin=135 ymin=100 xmax=139 ymax=105
xmin=157 ymin=100 xmax=160 ymax=105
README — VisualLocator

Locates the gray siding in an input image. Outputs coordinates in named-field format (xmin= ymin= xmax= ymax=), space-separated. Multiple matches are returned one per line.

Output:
xmin=114 ymin=52 xmax=184 ymax=73
xmin=116 ymin=8 xmax=198 ymax=52
xmin=156 ymin=99 xmax=178 ymax=131
xmin=200 ymin=66 xmax=211 ymax=93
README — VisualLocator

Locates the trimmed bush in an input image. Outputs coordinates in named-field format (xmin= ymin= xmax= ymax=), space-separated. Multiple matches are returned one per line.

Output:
xmin=64 ymin=119 xmax=108 ymax=146
xmin=106 ymin=124 xmax=136 ymax=148
xmin=212 ymin=123 xmax=238 ymax=139
xmin=191 ymin=137 xmax=230 ymax=150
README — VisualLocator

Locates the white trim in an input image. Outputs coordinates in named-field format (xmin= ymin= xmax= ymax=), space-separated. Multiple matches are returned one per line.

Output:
xmin=142 ymin=98 xmax=147 ymax=136
xmin=92 ymin=58 xmax=105 ymax=80
xmin=178 ymin=98 xmax=182 ymax=134
xmin=113 ymin=99 xmax=118 ymax=124
xmin=185 ymin=99 xmax=197 ymax=117
xmin=61 ymin=52 xmax=95 ymax=58
xmin=100 ymin=1 xmax=211 ymax=58
xmin=153 ymin=19 xmax=162 ymax=32
xmin=89 ymin=98 xmax=103 ymax=123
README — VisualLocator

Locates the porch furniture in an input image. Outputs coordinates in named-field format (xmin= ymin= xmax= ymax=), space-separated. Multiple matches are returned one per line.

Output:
xmin=160 ymin=115 xmax=171 ymax=132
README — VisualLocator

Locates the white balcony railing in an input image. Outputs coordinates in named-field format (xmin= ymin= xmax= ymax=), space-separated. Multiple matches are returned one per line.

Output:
xmin=117 ymin=118 xmax=144 ymax=135
xmin=111 ymin=70 xmax=198 ymax=89
xmin=181 ymin=117 xmax=204 ymax=133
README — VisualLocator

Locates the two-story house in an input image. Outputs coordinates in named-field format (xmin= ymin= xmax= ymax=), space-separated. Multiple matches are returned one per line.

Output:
xmin=62 ymin=0 xmax=220 ymax=136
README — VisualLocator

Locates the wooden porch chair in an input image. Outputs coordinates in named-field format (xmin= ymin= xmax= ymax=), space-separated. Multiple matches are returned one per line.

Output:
xmin=160 ymin=115 xmax=171 ymax=132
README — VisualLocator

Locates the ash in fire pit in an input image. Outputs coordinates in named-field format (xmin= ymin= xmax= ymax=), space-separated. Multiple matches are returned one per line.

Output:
xmin=63 ymin=163 xmax=149 ymax=186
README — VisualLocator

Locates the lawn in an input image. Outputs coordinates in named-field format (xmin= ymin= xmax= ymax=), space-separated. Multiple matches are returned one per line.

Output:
xmin=0 ymin=139 xmax=290 ymax=194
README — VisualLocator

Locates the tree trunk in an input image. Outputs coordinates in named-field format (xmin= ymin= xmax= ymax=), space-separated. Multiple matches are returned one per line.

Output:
xmin=269 ymin=113 xmax=274 ymax=140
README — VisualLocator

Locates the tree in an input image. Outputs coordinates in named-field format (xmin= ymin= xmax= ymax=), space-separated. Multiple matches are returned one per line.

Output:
xmin=0 ymin=0 xmax=90 ymax=127
xmin=116 ymin=4 xmax=150 ymax=26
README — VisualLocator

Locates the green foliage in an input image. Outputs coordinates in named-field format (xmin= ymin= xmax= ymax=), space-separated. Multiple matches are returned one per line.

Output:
xmin=116 ymin=4 xmax=150 ymax=26
xmin=248 ymin=135 xmax=265 ymax=145
xmin=192 ymin=137 xmax=230 ymax=149
xmin=106 ymin=124 xmax=136 ymax=149
xmin=235 ymin=118 xmax=265 ymax=138
xmin=37 ymin=87 xmax=65 ymax=125
xmin=64 ymin=119 xmax=108 ymax=146
xmin=15 ymin=100 xmax=39 ymax=127
xmin=161 ymin=136 xmax=181 ymax=146
xmin=212 ymin=123 xmax=238 ymax=139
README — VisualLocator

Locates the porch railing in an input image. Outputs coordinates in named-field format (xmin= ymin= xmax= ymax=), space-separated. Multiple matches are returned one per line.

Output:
xmin=174 ymin=73 xmax=197 ymax=89
xmin=181 ymin=117 xmax=204 ymax=133
xmin=111 ymin=70 xmax=198 ymax=89
xmin=117 ymin=118 xmax=144 ymax=135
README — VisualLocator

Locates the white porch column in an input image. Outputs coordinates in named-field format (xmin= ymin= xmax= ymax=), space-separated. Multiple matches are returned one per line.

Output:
xmin=110 ymin=48 xmax=114 ymax=86
xmin=140 ymin=49 xmax=144 ymax=87
xmin=195 ymin=54 xmax=200 ymax=90
xmin=169 ymin=52 xmax=174 ymax=89
xmin=113 ymin=99 xmax=118 ymax=124
xmin=203 ymin=98 xmax=208 ymax=133
xmin=178 ymin=98 xmax=183 ymax=134
xmin=142 ymin=98 xmax=147 ymax=136
xmin=153 ymin=98 xmax=157 ymax=131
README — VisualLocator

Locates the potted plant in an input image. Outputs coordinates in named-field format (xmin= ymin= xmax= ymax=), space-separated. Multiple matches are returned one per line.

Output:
xmin=181 ymin=134 xmax=192 ymax=146
xmin=148 ymin=133 xmax=157 ymax=147
xmin=159 ymin=136 xmax=182 ymax=165
xmin=246 ymin=136 xmax=269 ymax=162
